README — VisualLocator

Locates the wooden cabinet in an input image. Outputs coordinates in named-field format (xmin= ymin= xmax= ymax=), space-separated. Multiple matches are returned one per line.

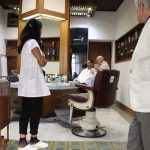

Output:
xmin=0 ymin=81 xmax=11 ymax=147
xmin=6 ymin=41 xmax=18 ymax=57
xmin=42 ymin=38 xmax=60 ymax=61
xmin=6 ymin=40 xmax=18 ymax=74
xmin=115 ymin=24 xmax=144 ymax=63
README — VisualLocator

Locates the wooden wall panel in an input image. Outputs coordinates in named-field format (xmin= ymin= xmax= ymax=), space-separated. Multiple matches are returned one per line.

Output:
xmin=60 ymin=20 xmax=70 ymax=77
xmin=88 ymin=42 xmax=112 ymax=67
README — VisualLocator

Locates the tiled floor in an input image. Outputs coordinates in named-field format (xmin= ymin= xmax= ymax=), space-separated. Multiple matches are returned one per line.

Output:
xmin=1 ymin=104 xmax=132 ymax=150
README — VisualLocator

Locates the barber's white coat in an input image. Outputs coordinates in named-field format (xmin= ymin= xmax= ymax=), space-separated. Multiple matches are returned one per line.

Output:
xmin=129 ymin=18 xmax=150 ymax=112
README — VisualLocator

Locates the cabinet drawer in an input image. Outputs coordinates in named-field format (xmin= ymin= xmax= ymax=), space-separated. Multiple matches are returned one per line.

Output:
xmin=0 ymin=81 xmax=10 ymax=96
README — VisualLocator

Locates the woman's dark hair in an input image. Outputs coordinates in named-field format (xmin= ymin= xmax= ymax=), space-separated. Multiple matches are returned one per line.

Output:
xmin=18 ymin=18 xmax=43 ymax=54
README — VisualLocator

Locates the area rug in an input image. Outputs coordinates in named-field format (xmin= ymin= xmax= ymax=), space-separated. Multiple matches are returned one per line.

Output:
xmin=6 ymin=141 xmax=127 ymax=150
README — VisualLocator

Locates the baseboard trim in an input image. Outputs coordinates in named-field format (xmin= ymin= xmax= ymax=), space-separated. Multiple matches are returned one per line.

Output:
xmin=115 ymin=101 xmax=134 ymax=116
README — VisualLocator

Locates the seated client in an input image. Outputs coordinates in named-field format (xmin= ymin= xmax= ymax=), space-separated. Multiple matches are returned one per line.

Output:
xmin=74 ymin=60 xmax=96 ymax=86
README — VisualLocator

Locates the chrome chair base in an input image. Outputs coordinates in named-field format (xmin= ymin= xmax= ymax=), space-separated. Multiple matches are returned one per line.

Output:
xmin=72 ymin=127 xmax=106 ymax=138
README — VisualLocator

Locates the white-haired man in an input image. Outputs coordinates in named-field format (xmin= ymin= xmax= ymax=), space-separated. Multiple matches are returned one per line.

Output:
xmin=128 ymin=0 xmax=150 ymax=150
xmin=96 ymin=56 xmax=110 ymax=70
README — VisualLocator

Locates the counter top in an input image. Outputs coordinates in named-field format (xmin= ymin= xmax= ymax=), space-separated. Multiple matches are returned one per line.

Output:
xmin=10 ymin=82 xmax=78 ymax=90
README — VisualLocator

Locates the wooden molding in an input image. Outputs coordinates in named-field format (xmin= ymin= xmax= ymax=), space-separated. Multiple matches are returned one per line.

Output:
xmin=60 ymin=20 xmax=70 ymax=77
xmin=65 ymin=0 xmax=70 ymax=20
xmin=59 ymin=0 xmax=70 ymax=77
xmin=115 ymin=101 xmax=134 ymax=116
xmin=36 ymin=0 xmax=44 ymax=11
xmin=19 ymin=0 xmax=22 ymax=20
xmin=20 ymin=9 xmax=38 ymax=20
xmin=40 ymin=9 xmax=66 ymax=19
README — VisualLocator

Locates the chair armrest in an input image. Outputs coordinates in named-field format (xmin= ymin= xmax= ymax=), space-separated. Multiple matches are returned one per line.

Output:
xmin=75 ymin=84 xmax=93 ymax=91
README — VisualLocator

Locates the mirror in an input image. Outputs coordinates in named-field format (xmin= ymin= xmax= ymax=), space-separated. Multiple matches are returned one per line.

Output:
xmin=41 ymin=19 xmax=60 ymax=75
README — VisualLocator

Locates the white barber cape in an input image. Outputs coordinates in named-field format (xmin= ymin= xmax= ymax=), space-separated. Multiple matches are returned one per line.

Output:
xmin=129 ymin=18 xmax=150 ymax=112
xmin=77 ymin=68 xmax=96 ymax=86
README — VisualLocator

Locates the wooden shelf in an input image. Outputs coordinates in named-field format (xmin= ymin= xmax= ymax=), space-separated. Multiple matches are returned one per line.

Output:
xmin=42 ymin=37 xmax=60 ymax=61
xmin=115 ymin=23 xmax=144 ymax=63
xmin=116 ymin=58 xmax=131 ymax=63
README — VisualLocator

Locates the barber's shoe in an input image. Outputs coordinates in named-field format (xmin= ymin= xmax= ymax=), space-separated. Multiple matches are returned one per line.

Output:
xmin=31 ymin=141 xmax=49 ymax=149
xmin=18 ymin=144 xmax=37 ymax=150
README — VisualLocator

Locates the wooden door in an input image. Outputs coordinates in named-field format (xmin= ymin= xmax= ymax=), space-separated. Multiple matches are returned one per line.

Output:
xmin=88 ymin=42 xmax=112 ymax=67
xmin=7 ymin=40 xmax=18 ymax=74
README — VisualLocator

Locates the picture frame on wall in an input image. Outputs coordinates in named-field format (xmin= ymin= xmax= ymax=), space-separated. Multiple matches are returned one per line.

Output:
xmin=7 ymin=13 xmax=19 ymax=27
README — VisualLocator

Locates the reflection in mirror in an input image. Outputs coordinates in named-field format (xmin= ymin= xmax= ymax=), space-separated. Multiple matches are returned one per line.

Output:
xmin=40 ymin=19 xmax=60 ymax=75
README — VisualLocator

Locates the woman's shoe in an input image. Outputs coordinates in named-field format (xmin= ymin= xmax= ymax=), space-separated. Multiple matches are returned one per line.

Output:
xmin=18 ymin=144 xmax=37 ymax=150
xmin=30 ymin=141 xmax=49 ymax=148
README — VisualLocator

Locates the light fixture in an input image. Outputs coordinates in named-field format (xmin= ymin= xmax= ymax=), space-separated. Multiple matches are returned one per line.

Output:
xmin=20 ymin=0 xmax=69 ymax=21
xmin=70 ymin=4 xmax=97 ymax=17
xmin=8 ymin=4 xmax=19 ymax=14
xmin=22 ymin=14 xmax=66 ymax=21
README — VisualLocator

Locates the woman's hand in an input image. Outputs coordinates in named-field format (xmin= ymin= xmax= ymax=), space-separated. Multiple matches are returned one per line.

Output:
xmin=32 ymin=47 xmax=47 ymax=67
xmin=42 ymin=52 xmax=45 ymax=58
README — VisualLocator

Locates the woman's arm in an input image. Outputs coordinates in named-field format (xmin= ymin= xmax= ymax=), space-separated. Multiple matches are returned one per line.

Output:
xmin=32 ymin=47 xmax=47 ymax=67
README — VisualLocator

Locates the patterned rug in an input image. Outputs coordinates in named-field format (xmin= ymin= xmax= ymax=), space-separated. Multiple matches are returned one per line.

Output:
xmin=5 ymin=141 xmax=127 ymax=150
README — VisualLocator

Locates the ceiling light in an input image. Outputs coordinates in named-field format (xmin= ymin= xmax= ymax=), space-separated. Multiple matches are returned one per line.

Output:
xmin=22 ymin=14 xmax=65 ymax=21
xmin=70 ymin=4 xmax=97 ymax=17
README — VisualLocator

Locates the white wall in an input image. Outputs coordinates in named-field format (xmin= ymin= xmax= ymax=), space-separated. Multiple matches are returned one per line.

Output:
xmin=41 ymin=19 xmax=60 ymax=38
xmin=115 ymin=0 xmax=138 ymax=39
xmin=0 ymin=6 xmax=7 ymax=76
xmin=112 ymin=0 xmax=138 ymax=107
xmin=4 ymin=10 xmax=18 ymax=40
xmin=0 ymin=6 xmax=6 ymax=54
xmin=43 ymin=61 xmax=60 ymax=74
xmin=70 ymin=11 xmax=116 ymax=40
xmin=4 ymin=11 xmax=60 ymax=40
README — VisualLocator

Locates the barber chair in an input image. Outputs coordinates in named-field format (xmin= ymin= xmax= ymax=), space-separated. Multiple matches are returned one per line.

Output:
xmin=68 ymin=70 xmax=120 ymax=138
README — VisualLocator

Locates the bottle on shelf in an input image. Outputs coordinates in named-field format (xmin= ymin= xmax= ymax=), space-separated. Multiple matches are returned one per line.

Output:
xmin=128 ymin=36 xmax=131 ymax=43
xmin=118 ymin=43 xmax=120 ymax=49
xmin=135 ymin=31 xmax=138 ymax=40
xmin=62 ymin=75 xmax=67 ymax=83
xmin=47 ymin=75 xmax=51 ymax=83
xmin=45 ymin=74 xmax=48 ymax=83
